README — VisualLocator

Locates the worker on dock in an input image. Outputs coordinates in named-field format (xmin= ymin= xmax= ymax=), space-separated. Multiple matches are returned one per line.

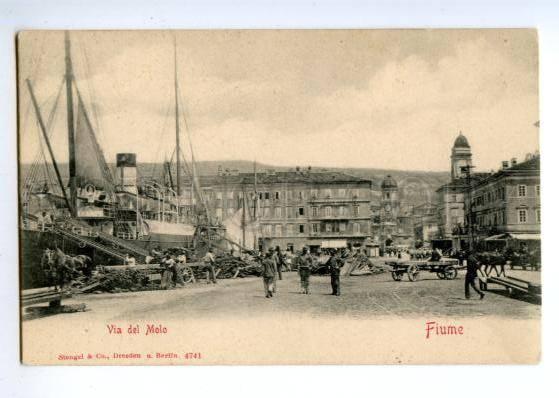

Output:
xmin=261 ymin=250 xmax=277 ymax=298
xmin=296 ymin=247 xmax=313 ymax=294
xmin=269 ymin=247 xmax=279 ymax=293
xmin=203 ymin=248 xmax=217 ymax=284
xmin=465 ymin=250 xmax=485 ymax=300
xmin=124 ymin=253 xmax=136 ymax=266
xmin=274 ymin=246 xmax=285 ymax=281
xmin=327 ymin=249 xmax=344 ymax=296
xmin=160 ymin=254 xmax=175 ymax=289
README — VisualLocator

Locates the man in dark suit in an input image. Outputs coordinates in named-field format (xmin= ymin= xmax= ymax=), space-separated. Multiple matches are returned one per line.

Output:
xmin=465 ymin=251 xmax=485 ymax=300
xmin=327 ymin=249 xmax=344 ymax=296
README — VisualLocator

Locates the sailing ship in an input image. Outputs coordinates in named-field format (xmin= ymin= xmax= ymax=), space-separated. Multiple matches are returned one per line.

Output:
xmin=20 ymin=32 xmax=237 ymax=287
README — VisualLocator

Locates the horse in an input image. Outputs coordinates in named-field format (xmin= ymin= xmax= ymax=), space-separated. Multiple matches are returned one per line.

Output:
xmin=477 ymin=252 xmax=507 ymax=277
xmin=41 ymin=248 xmax=93 ymax=291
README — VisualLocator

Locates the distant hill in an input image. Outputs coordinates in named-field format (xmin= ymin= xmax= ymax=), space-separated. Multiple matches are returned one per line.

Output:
xmin=167 ymin=160 xmax=450 ymax=206
xmin=21 ymin=160 xmax=450 ymax=208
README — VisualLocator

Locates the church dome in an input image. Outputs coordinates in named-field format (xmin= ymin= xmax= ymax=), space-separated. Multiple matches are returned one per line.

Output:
xmin=453 ymin=132 xmax=470 ymax=148
xmin=381 ymin=175 xmax=398 ymax=189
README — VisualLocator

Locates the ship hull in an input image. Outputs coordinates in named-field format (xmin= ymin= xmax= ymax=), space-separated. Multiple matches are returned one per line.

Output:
xmin=20 ymin=229 xmax=194 ymax=289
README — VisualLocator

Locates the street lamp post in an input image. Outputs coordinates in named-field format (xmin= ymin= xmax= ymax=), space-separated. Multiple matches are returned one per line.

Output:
xmin=461 ymin=165 xmax=475 ymax=251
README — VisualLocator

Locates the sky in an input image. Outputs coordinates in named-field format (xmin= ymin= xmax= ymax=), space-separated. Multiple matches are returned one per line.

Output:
xmin=17 ymin=29 xmax=539 ymax=172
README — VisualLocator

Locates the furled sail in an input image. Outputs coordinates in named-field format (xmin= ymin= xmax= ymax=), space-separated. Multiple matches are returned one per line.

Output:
xmin=74 ymin=93 xmax=113 ymax=191
xmin=222 ymin=206 xmax=259 ymax=251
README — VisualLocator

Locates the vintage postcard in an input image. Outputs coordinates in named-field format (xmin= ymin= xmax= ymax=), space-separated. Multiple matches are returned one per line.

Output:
xmin=18 ymin=29 xmax=540 ymax=365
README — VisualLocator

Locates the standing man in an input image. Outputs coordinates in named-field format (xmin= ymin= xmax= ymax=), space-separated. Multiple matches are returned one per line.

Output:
xmin=465 ymin=250 xmax=485 ymax=300
xmin=160 ymin=254 xmax=175 ymax=289
xmin=269 ymin=247 xmax=279 ymax=293
xmin=327 ymin=249 xmax=344 ymax=296
xmin=261 ymin=250 xmax=277 ymax=298
xmin=203 ymin=248 xmax=217 ymax=284
xmin=296 ymin=247 xmax=313 ymax=294
xmin=274 ymin=246 xmax=285 ymax=281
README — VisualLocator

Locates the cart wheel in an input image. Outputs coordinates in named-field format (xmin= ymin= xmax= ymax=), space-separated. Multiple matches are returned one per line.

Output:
xmin=436 ymin=271 xmax=446 ymax=279
xmin=391 ymin=271 xmax=402 ymax=281
xmin=444 ymin=266 xmax=458 ymax=280
xmin=407 ymin=265 xmax=419 ymax=282
xmin=181 ymin=266 xmax=194 ymax=284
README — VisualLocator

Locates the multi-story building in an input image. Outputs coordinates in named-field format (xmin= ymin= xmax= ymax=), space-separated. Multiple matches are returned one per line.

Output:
xmin=198 ymin=167 xmax=373 ymax=252
xmin=435 ymin=132 xmax=540 ymax=251
xmin=376 ymin=175 xmax=414 ymax=248
xmin=412 ymin=202 xmax=439 ymax=244
xmin=466 ymin=155 xmax=540 ymax=248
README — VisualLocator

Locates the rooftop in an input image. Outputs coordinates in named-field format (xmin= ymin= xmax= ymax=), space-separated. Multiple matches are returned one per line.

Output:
xmin=198 ymin=170 xmax=372 ymax=186
xmin=453 ymin=132 xmax=470 ymax=149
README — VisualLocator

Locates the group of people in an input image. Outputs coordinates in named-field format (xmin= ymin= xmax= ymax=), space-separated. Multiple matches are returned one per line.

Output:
xmin=259 ymin=246 xmax=347 ymax=298
xmin=159 ymin=252 xmax=189 ymax=289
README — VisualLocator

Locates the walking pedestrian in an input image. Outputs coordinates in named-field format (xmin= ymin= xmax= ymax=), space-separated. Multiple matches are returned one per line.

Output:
xmin=274 ymin=246 xmax=285 ymax=281
xmin=296 ymin=247 xmax=313 ymax=294
xmin=269 ymin=247 xmax=279 ymax=293
xmin=203 ymin=248 xmax=217 ymax=284
xmin=465 ymin=250 xmax=485 ymax=300
xmin=261 ymin=251 xmax=277 ymax=298
xmin=327 ymin=249 xmax=344 ymax=296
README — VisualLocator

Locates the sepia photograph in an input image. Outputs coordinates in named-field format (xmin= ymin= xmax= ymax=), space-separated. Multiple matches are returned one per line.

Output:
xmin=17 ymin=29 xmax=540 ymax=365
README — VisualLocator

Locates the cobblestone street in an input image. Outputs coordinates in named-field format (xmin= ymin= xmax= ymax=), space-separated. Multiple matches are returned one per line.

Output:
xmin=26 ymin=266 xmax=540 ymax=324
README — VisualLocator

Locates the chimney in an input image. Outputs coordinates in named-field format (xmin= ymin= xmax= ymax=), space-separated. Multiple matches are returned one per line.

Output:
xmin=116 ymin=153 xmax=137 ymax=194
xmin=511 ymin=157 xmax=517 ymax=167
xmin=502 ymin=160 xmax=509 ymax=169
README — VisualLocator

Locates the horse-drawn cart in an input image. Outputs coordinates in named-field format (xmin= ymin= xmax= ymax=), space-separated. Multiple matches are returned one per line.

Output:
xmin=386 ymin=259 xmax=461 ymax=282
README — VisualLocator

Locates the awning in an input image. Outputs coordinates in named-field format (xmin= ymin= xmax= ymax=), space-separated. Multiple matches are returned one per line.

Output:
xmin=485 ymin=233 xmax=540 ymax=241
xmin=321 ymin=240 xmax=347 ymax=248
xmin=509 ymin=233 xmax=540 ymax=241
xmin=485 ymin=234 xmax=507 ymax=241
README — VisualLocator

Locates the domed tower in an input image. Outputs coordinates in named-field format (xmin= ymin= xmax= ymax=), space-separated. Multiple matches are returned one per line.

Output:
xmin=451 ymin=132 xmax=472 ymax=180
xmin=380 ymin=175 xmax=399 ymax=222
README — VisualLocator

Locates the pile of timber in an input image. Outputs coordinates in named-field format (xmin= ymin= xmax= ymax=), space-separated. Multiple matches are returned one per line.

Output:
xmin=342 ymin=254 xmax=384 ymax=276
xmin=214 ymin=254 xmax=262 ymax=278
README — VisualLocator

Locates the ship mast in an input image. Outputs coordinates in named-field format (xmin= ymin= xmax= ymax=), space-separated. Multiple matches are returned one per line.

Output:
xmin=174 ymin=35 xmax=181 ymax=198
xmin=64 ymin=31 xmax=77 ymax=217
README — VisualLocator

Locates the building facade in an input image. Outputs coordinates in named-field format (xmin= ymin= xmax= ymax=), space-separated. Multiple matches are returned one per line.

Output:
xmin=375 ymin=175 xmax=414 ymax=248
xmin=412 ymin=202 xmax=439 ymax=245
xmin=435 ymin=132 xmax=540 ymax=251
xmin=466 ymin=155 xmax=540 ymax=246
xmin=198 ymin=168 xmax=373 ymax=252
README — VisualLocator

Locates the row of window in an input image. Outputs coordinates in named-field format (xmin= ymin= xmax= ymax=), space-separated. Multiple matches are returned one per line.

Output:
xmin=260 ymin=222 xmax=362 ymax=237
xmin=517 ymin=184 xmax=540 ymax=197
xmin=517 ymin=208 xmax=541 ymax=224
xmin=214 ymin=205 xmax=361 ymax=219
xmin=206 ymin=188 xmax=365 ymax=202
xmin=474 ymin=208 xmax=540 ymax=226
xmin=474 ymin=210 xmax=507 ymax=228
xmin=473 ymin=184 xmax=540 ymax=207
